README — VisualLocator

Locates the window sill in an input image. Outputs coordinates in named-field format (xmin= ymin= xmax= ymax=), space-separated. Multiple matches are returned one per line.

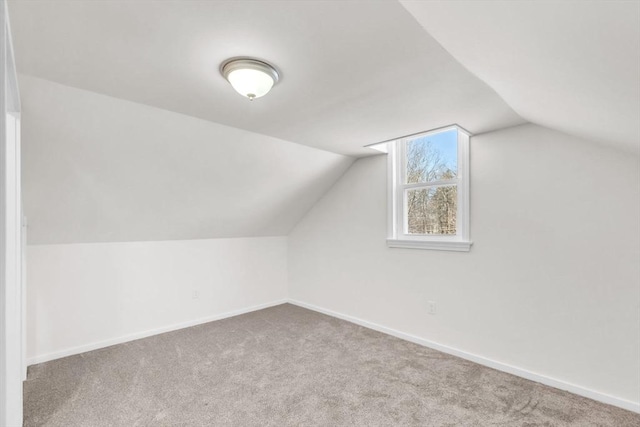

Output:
xmin=386 ymin=239 xmax=473 ymax=252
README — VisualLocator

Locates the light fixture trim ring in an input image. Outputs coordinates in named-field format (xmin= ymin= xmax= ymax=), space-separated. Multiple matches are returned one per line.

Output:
xmin=220 ymin=57 xmax=280 ymax=86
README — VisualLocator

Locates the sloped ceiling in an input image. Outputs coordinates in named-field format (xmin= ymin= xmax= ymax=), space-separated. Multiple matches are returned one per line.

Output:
xmin=8 ymin=0 xmax=523 ymax=157
xmin=21 ymin=75 xmax=353 ymax=244
xmin=401 ymin=1 xmax=640 ymax=153
xmin=11 ymin=1 xmax=636 ymax=244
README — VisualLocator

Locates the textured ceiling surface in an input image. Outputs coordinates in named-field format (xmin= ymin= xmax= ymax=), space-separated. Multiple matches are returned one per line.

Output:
xmin=21 ymin=76 xmax=352 ymax=244
xmin=401 ymin=0 xmax=640 ymax=153
xmin=9 ymin=0 xmax=523 ymax=157
xmin=11 ymin=1 xmax=637 ymax=244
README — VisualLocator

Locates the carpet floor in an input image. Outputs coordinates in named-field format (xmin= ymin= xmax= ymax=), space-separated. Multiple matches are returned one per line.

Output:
xmin=24 ymin=304 xmax=639 ymax=426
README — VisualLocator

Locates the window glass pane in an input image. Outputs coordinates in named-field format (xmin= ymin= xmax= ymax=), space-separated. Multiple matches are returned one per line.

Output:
xmin=406 ymin=186 xmax=457 ymax=235
xmin=405 ymin=129 xmax=457 ymax=183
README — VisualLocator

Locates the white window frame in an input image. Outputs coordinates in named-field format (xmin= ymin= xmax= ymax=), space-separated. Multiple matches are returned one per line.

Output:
xmin=386 ymin=125 xmax=472 ymax=252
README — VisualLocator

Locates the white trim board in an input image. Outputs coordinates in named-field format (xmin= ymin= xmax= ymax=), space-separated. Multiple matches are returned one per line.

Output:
xmin=26 ymin=299 xmax=287 ymax=366
xmin=26 ymin=297 xmax=640 ymax=414
xmin=287 ymin=299 xmax=640 ymax=414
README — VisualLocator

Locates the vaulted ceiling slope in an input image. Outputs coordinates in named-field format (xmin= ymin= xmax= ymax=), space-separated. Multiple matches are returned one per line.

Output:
xmin=8 ymin=0 xmax=523 ymax=157
xmin=21 ymin=75 xmax=353 ymax=244
xmin=401 ymin=1 xmax=640 ymax=154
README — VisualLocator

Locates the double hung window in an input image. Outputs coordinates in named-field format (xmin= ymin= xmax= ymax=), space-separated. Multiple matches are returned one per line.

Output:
xmin=385 ymin=126 xmax=471 ymax=251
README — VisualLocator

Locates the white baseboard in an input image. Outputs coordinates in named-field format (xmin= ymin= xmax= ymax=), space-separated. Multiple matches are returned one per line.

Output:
xmin=26 ymin=299 xmax=288 ymax=366
xmin=26 ymin=297 xmax=639 ymax=414
xmin=287 ymin=299 xmax=640 ymax=414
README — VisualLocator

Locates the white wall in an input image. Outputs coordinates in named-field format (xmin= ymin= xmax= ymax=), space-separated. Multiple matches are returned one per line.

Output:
xmin=2 ymin=2 xmax=24 ymax=424
xmin=288 ymin=124 xmax=640 ymax=407
xmin=27 ymin=236 xmax=287 ymax=364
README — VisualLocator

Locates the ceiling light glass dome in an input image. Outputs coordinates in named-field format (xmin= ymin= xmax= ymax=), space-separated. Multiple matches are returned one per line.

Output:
xmin=220 ymin=58 xmax=280 ymax=101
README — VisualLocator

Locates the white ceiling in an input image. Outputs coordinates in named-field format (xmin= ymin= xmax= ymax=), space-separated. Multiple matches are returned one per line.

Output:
xmin=401 ymin=1 xmax=640 ymax=153
xmin=21 ymin=75 xmax=352 ymax=244
xmin=11 ymin=1 xmax=638 ymax=244
xmin=8 ymin=0 xmax=523 ymax=157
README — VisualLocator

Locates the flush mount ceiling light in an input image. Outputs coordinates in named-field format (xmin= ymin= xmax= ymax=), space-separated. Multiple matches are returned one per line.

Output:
xmin=220 ymin=57 xmax=280 ymax=101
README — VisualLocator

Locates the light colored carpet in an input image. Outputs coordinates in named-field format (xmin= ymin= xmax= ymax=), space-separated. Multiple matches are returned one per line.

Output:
xmin=24 ymin=304 xmax=639 ymax=426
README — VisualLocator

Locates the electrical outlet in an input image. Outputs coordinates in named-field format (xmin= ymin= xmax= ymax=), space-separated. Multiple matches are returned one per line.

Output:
xmin=427 ymin=301 xmax=437 ymax=315
xmin=192 ymin=290 xmax=199 ymax=300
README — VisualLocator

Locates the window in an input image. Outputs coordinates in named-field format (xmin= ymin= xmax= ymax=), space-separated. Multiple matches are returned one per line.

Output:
xmin=385 ymin=126 xmax=471 ymax=251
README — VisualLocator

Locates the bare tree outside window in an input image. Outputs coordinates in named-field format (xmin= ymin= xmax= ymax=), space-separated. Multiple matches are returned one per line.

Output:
xmin=406 ymin=137 xmax=457 ymax=183
xmin=388 ymin=126 xmax=470 ymax=250
xmin=405 ymin=136 xmax=457 ymax=235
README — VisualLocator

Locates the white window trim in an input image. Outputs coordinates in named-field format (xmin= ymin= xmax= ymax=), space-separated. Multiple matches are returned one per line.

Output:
xmin=386 ymin=125 xmax=472 ymax=252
